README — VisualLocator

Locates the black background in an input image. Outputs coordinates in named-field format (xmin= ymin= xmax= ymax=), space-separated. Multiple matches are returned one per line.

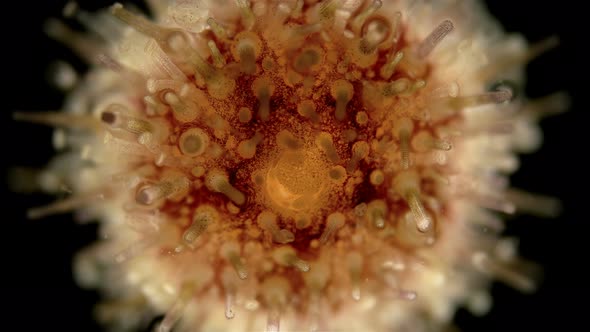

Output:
xmin=1 ymin=1 xmax=585 ymax=331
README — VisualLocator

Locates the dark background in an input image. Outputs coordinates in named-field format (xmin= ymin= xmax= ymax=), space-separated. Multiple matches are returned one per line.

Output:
xmin=1 ymin=1 xmax=585 ymax=331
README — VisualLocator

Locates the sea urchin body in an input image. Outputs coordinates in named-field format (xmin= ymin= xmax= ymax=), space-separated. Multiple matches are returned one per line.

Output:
xmin=17 ymin=0 xmax=565 ymax=331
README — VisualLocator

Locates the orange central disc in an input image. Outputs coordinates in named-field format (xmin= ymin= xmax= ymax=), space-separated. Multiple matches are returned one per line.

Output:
xmin=265 ymin=149 xmax=329 ymax=215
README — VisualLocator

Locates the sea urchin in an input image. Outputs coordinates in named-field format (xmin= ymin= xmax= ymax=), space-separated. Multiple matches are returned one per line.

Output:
xmin=14 ymin=0 xmax=566 ymax=331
